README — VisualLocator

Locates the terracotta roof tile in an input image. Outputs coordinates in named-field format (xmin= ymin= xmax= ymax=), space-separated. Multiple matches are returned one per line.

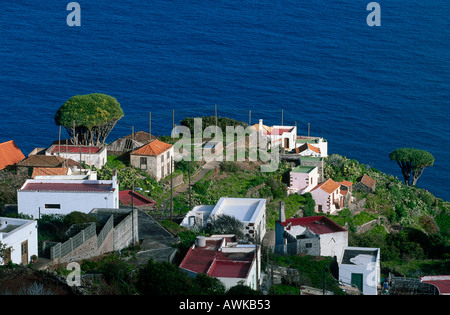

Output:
xmin=32 ymin=167 xmax=70 ymax=178
xmin=312 ymin=178 xmax=341 ymax=194
xmin=339 ymin=180 xmax=353 ymax=187
xmin=360 ymin=174 xmax=376 ymax=189
xmin=268 ymin=127 xmax=294 ymax=135
xmin=123 ymin=131 xmax=156 ymax=144
xmin=16 ymin=155 xmax=80 ymax=168
xmin=280 ymin=216 xmax=347 ymax=234
xmin=295 ymin=143 xmax=321 ymax=154
xmin=0 ymin=140 xmax=25 ymax=170
xmin=131 ymin=139 xmax=172 ymax=156
xmin=119 ymin=190 xmax=157 ymax=207
xmin=50 ymin=145 xmax=102 ymax=154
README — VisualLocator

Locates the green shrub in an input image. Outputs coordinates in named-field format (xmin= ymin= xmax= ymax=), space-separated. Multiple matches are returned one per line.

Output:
xmin=220 ymin=161 xmax=239 ymax=173
xmin=63 ymin=211 xmax=98 ymax=227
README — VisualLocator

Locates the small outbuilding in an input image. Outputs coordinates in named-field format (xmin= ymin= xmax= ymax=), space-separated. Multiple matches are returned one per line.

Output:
xmin=338 ymin=247 xmax=381 ymax=295
xmin=0 ymin=217 xmax=38 ymax=265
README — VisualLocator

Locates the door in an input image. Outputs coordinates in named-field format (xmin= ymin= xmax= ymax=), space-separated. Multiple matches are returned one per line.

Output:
xmin=3 ymin=247 xmax=11 ymax=265
xmin=351 ymin=273 xmax=363 ymax=293
xmin=21 ymin=240 xmax=28 ymax=265
xmin=284 ymin=138 xmax=289 ymax=149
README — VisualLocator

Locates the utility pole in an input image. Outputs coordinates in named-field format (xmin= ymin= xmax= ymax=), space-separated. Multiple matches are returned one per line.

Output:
xmin=188 ymin=161 xmax=192 ymax=209
xmin=172 ymin=109 xmax=175 ymax=139
xmin=281 ymin=109 xmax=284 ymax=126
xmin=58 ymin=125 xmax=61 ymax=154
xmin=255 ymin=230 xmax=260 ymax=292
xmin=215 ymin=104 xmax=218 ymax=135
xmin=249 ymin=110 xmax=251 ymax=126
xmin=308 ymin=122 xmax=310 ymax=137
xmin=149 ymin=112 xmax=152 ymax=141
xmin=170 ymin=156 xmax=173 ymax=225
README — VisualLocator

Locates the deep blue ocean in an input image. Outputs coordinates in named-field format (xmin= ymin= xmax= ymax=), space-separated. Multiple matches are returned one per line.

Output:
xmin=0 ymin=1 xmax=449 ymax=200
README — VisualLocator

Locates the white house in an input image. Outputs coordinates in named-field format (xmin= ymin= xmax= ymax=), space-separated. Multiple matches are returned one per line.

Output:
xmin=295 ymin=143 xmax=322 ymax=157
xmin=339 ymin=247 xmax=381 ymax=295
xmin=0 ymin=217 xmax=38 ymax=265
xmin=269 ymin=125 xmax=297 ymax=151
xmin=17 ymin=172 xmax=119 ymax=219
xmin=46 ymin=144 xmax=107 ymax=169
xmin=179 ymin=235 xmax=261 ymax=290
xmin=288 ymin=165 xmax=319 ymax=195
xmin=180 ymin=197 xmax=267 ymax=240
xmin=296 ymin=136 xmax=328 ymax=157
xmin=311 ymin=178 xmax=344 ymax=214
xmin=275 ymin=208 xmax=348 ymax=257
xmin=130 ymin=139 xmax=174 ymax=181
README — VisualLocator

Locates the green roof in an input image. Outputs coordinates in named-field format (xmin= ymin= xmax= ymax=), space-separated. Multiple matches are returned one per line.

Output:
xmin=296 ymin=139 xmax=318 ymax=144
xmin=291 ymin=165 xmax=316 ymax=173
xmin=300 ymin=156 xmax=323 ymax=161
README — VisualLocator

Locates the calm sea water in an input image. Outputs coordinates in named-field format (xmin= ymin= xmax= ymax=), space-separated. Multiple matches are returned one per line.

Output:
xmin=0 ymin=1 xmax=449 ymax=199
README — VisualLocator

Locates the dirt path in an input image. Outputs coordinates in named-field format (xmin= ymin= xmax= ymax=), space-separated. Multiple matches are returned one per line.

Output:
xmin=160 ymin=159 xmax=221 ymax=210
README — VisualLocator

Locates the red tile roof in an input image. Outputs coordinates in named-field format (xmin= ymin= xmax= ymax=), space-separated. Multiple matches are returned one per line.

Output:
xmin=50 ymin=145 xmax=102 ymax=154
xmin=421 ymin=276 xmax=450 ymax=295
xmin=360 ymin=174 xmax=376 ymax=189
xmin=131 ymin=139 xmax=172 ymax=156
xmin=312 ymin=178 xmax=341 ymax=194
xmin=267 ymin=127 xmax=294 ymax=135
xmin=119 ymin=190 xmax=156 ymax=207
xmin=0 ymin=140 xmax=25 ymax=170
xmin=32 ymin=167 xmax=69 ymax=178
xmin=279 ymin=216 xmax=347 ymax=234
xmin=296 ymin=143 xmax=321 ymax=155
xmin=20 ymin=182 xmax=113 ymax=192
xmin=16 ymin=155 xmax=80 ymax=168
xmin=179 ymin=237 xmax=255 ymax=279
xmin=339 ymin=180 xmax=353 ymax=187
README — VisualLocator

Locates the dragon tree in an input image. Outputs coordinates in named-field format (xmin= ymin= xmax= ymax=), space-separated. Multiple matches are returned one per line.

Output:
xmin=54 ymin=93 xmax=124 ymax=146
xmin=389 ymin=148 xmax=435 ymax=186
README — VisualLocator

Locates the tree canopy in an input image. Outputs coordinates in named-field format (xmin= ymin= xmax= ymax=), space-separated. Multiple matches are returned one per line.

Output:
xmin=54 ymin=93 xmax=124 ymax=146
xmin=389 ymin=148 xmax=434 ymax=186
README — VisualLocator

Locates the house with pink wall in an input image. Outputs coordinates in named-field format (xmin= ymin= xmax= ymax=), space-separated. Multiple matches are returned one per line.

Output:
xmin=310 ymin=178 xmax=343 ymax=214
xmin=288 ymin=165 xmax=319 ymax=195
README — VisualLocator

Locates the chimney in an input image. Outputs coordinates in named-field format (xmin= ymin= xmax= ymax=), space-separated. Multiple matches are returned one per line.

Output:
xmin=259 ymin=119 xmax=263 ymax=134
xmin=279 ymin=201 xmax=286 ymax=222
xmin=112 ymin=168 xmax=118 ymax=190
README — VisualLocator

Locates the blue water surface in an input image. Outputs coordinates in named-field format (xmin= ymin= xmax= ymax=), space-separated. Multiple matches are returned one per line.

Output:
xmin=0 ymin=1 xmax=448 ymax=199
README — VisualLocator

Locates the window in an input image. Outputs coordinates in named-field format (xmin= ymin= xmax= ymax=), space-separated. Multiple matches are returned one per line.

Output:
xmin=305 ymin=243 xmax=312 ymax=248
xmin=45 ymin=204 xmax=61 ymax=209
xmin=161 ymin=154 xmax=164 ymax=163
xmin=140 ymin=157 xmax=147 ymax=170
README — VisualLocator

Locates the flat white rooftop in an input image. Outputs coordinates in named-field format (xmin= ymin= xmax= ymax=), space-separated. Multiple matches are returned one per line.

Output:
xmin=211 ymin=197 xmax=266 ymax=223
xmin=0 ymin=217 xmax=36 ymax=240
